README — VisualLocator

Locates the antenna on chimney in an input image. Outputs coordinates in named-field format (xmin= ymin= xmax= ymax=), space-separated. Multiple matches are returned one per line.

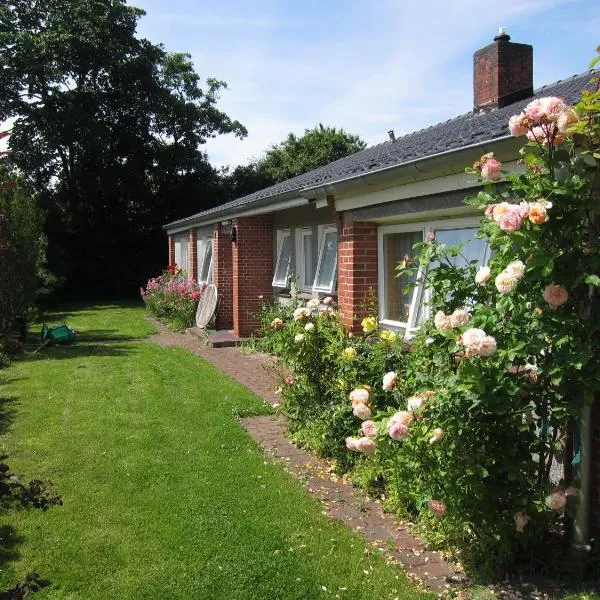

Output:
xmin=494 ymin=26 xmax=510 ymax=42
xmin=388 ymin=130 xmax=395 ymax=142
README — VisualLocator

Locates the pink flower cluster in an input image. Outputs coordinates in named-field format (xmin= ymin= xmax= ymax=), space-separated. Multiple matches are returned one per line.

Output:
xmin=387 ymin=410 xmax=413 ymax=441
xmin=508 ymin=96 xmax=577 ymax=146
xmin=473 ymin=152 xmax=502 ymax=180
xmin=462 ymin=328 xmax=497 ymax=358
xmin=346 ymin=436 xmax=375 ymax=453
xmin=434 ymin=309 xmax=469 ymax=331
xmin=350 ymin=388 xmax=372 ymax=420
xmin=543 ymin=283 xmax=569 ymax=310
xmin=485 ymin=199 xmax=552 ymax=232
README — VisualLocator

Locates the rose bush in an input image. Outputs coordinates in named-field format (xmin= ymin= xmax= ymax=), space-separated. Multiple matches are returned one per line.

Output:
xmin=141 ymin=265 xmax=205 ymax=331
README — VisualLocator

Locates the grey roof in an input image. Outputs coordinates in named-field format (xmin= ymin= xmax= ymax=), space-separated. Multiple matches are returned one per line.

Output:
xmin=166 ymin=70 xmax=594 ymax=229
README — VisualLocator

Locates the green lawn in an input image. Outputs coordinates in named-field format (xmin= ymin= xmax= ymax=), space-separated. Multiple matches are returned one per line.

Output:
xmin=0 ymin=303 xmax=430 ymax=599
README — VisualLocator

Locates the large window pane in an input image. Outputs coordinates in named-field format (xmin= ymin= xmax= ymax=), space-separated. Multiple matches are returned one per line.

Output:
xmin=199 ymin=239 xmax=213 ymax=283
xmin=313 ymin=230 xmax=337 ymax=291
xmin=434 ymin=227 xmax=487 ymax=268
xmin=272 ymin=232 xmax=291 ymax=286
xmin=383 ymin=231 xmax=422 ymax=323
xmin=302 ymin=232 xmax=314 ymax=290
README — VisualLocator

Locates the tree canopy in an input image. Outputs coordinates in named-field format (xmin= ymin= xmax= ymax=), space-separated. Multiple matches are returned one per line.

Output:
xmin=0 ymin=0 xmax=245 ymax=296
xmin=224 ymin=124 xmax=366 ymax=199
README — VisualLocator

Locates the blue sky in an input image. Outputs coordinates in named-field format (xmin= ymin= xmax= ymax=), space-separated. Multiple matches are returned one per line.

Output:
xmin=2 ymin=2 xmax=598 ymax=164
xmin=129 ymin=0 xmax=598 ymax=169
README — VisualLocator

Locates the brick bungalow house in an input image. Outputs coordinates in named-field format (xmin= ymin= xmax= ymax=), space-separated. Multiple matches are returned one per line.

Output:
xmin=164 ymin=32 xmax=599 ymax=533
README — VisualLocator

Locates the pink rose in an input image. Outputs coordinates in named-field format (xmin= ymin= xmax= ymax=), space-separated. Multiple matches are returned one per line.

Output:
xmin=498 ymin=208 xmax=524 ymax=232
xmin=481 ymin=157 xmax=502 ymax=180
xmin=540 ymin=97 xmax=567 ymax=122
xmin=508 ymin=113 xmax=529 ymax=136
xmin=428 ymin=499 xmax=447 ymax=517
xmin=345 ymin=437 xmax=359 ymax=451
xmin=545 ymin=490 xmax=566 ymax=513
xmin=528 ymin=202 xmax=549 ymax=225
xmin=388 ymin=421 xmax=409 ymax=441
xmin=361 ymin=420 xmax=378 ymax=438
xmin=355 ymin=436 xmax=376 ymax=453
xmin=353 ymin=402 xmax=372 ymax=420
xmin=271 ymin=318 xmax=284 ymax=329
xmin=284 ymin=375 xmax=294 ymax=385
xmin=485 ymin=204 xmax=496 ymax=220
xmin=491 ymin=202 xmax=511 ymax=222
xmin=525 ymin=98 xmax=546 ymax=121
xmin=434 ymin=311 xmax=452 ymax=331
xmin=557 ymin=108 xmax=578 ymax=133
xmin=389 ymin=410 xmax=414 ymax=427
xmin=350 ymin=388 xmax=371 ymax=406
xmin=543 ymin=284 xmax=568 ymax=309
xmin=449 ymin=309 xmax=469 ymax=328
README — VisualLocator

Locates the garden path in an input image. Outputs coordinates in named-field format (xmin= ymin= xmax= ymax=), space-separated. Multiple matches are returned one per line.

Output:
xmin=147 ymin=319 xmax=460 ymax=593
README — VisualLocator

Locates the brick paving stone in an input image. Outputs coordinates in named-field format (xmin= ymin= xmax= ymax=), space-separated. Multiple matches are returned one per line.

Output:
xmin=145 ymin=319 xmax=460 ymax=592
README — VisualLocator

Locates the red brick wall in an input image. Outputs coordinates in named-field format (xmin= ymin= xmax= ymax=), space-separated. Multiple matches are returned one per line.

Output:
xmin=591 ymin=395 xmax=600 ymax=533
xmin=232 ymin=215 xmax=273 ymax=337
xmin=337 ymin=217 xmax=378 ymax=332
xmin=188 ymin=229 xmax=197 ymax=282
xmin=213 ymin=223 xmax=233 ymax=330
xmin=168 ymin=235 xmax=175 ymax=266
xmin=473 ymin=38 xmax=532 ymax=111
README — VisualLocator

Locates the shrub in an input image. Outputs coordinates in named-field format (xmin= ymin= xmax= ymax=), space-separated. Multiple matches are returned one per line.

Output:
xmin=141 ymin=265 xmax=204 ymax=331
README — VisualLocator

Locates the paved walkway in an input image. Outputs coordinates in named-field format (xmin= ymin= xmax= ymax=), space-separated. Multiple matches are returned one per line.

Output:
xmin=147 ymin=319 xmax=460 ymax=593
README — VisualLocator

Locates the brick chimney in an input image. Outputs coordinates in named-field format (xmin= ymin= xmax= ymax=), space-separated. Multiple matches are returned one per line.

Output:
xmin=473 ymin=28 xmax=533 ymax=113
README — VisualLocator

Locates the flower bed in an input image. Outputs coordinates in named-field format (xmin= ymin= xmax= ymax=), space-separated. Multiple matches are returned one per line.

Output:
xmin=257 ymin=59 xmax=600 ymax=579
xmin=141 ymin=264 xmax=204 ymax=331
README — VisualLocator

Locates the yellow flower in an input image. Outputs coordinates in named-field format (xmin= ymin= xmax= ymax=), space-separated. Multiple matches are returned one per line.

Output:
xmin=361 ymin=316 xmax=377 ymax=333
xmin=337 ymin=379 xmax=346 ymax=390
xmin=341 ymin=346 xmax=357 ymax=361
xmin=379 ymin=330 xmax=397 ymax=342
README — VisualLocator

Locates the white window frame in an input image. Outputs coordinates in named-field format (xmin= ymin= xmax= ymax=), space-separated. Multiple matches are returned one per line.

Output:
xmin=197 ymin=235 xmax=213 ymax=284
xmin=295 ymin=227 xmax=315 ymax=293
xmin=272 ymin=229 xmax=292 ymax=287
xmin=378 ymin=216 xmax=489 ymax=336
xmin=312 ymin=224 xmax=338 ymax=294
xmin=174 ymin=233 xmax=188 ymax=274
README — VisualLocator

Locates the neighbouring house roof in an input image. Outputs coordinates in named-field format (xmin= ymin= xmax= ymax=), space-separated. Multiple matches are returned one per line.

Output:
xmin=165 ymin=70 xmax=594 ymax=231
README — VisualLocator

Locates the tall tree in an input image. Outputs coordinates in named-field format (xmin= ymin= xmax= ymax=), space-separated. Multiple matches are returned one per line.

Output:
xmin=224 ymin=124 xmax=366 ymax=198
xmin=0 ymin=0 xmax=246 ymax=296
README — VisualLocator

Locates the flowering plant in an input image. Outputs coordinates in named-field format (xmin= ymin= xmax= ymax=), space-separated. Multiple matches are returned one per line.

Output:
xmin=141 ymin=266 xmax=204 ymax=331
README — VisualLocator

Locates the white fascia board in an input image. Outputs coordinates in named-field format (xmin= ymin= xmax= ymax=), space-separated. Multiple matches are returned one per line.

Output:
xmin=335 ymin=160 xmax=522 ymax=213
xmin=165 ymin=197 xmax=309 ymax=235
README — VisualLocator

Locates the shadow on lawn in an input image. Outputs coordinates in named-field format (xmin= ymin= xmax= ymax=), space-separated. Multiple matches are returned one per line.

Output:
xmin=0 ymin=395 xmax=18 ymax=437
xmin=0 ymin=525 xmax=22 ymax=573
xmin=22 ymin=341 xmax=139 ymax=363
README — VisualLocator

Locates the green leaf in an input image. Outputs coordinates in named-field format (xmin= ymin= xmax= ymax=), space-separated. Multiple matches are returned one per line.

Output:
xmin=585 ymin=274 xmax=600 ymax=287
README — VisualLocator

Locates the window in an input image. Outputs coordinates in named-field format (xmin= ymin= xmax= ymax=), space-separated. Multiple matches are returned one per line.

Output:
xmin=197 ymin=235 xmax=213 ymax=284
xmin=272 ymin=230 xmax=292 ymax=287
xmin=174 ymin=233 xmax=188 ymax=273
xmin=295 ymin=228 xmax=315 ymax=292
xmin=378 ymin=217 xmax=489 ymax=335
xmin=313 ymin=225 xmax=337 ymax=294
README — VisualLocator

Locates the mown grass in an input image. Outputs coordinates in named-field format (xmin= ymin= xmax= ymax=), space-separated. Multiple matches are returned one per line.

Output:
xmin=0 ymin=303 xmax=431 ymax=599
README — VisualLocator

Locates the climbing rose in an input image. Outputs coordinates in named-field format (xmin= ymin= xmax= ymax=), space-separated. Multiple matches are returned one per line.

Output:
xmin=341 ymin=347 xmax=357 ymax=361
xmin=382 ymin=371 xmax=398 ymax=392
xmin=508 ymin=113 xmax=528 ymax=136
xmin=545 ymin=490 xmax=566 ymax=513
xmin=361 ymin=316 xmax=377 ymax=333
xmin=505 ymin=260 xmax=526 ymax=279
xmin=428 ymin=499 xmax=447 ymax=517
xmin=284 ymin=375 xmax=294 ymax=385
xmin=434 ymin=311 xmax=452 ymax=331
xmin=463 ymin=328 xmax=497 ymax=357
xmin=495 ymin=271 xmax=519 ymax=294
xmin=491 ymin=202 xmax=511 ymax=221
xmin=498 ymin=207 xmax=524 ymax=232
xmin=481 ymin=157 xmax=502 ymax=180
xmin=475 ymin=266 xmax=491 ymax=285
xmin=304 ymin=322 xmax=314 ymax=331
xmin=528 ymin=202 xmax=549 ymax=224
xmin=345 ymin=437 xmax=359 ymax=451
xmin=294 ymin=333 xmax=305 ymax=343
xmin=543 ymin=284 xmax=568 ymax=309
xmin=322 ymin=296 xmax=334 ymax=305
xmin=271 ymin=318 xmax=284 ymax=329
xmin=389 ymin=410 xmax=413 ymax=427
xmin=362 ymin=420 xmax=378 ymax=438
xmin=429 ymin=428 xmax=445 ymax=444
xmin=353 ymin=403 xmax=372 ymax=420
xmin=449 ymin=309 xmax=469 ymax=328
xmin=557 ymin=108 xmax=578 ymax=132
xmin=540 ymin=96 xmax=567 ymax=121
xmin=306 ymin=298 xmax=320 ymax=310
xmin=525 ymin=98 xmax=545 ymax=120
xmin=514 ymin=512 xmax=531 ymax=533
xmin=350 ymin=388 xmax=370 ymax=405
